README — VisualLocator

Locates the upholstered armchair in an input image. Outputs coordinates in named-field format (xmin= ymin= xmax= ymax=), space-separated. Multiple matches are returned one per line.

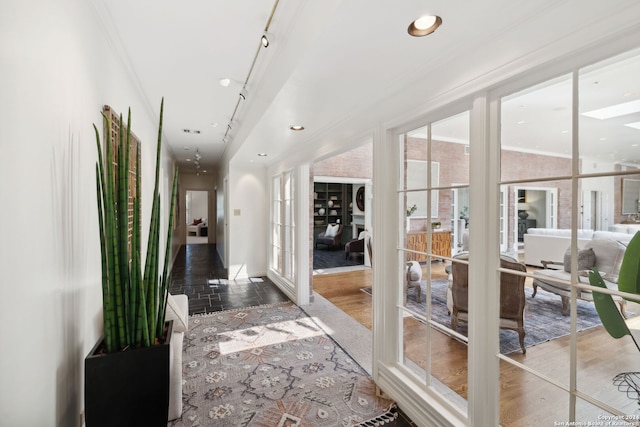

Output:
xmin=450 ymin=253 xmax=528 ymax=353
xmin=316 ymin=223 xmax=343 ymax=249
xmin=345 ymin=231 xmax=366 ymax=259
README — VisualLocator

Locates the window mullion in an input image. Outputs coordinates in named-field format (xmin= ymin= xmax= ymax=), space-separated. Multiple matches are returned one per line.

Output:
xmin=467 ymin=92 xmax=501 ymax=427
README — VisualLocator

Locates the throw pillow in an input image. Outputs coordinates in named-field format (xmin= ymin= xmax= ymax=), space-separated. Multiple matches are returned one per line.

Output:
xmin=165 ymin=293 xmax=188 ymax=333
xmin=563 ymin=247 xmax=596 ymax=273
xmin=193 ymin=218 xmax=202 ymax=225
xmin=325 ymin=224 xmax=338 ymax=238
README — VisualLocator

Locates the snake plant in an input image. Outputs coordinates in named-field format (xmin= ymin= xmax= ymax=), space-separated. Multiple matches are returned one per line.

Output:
xmin=94 ymin=98 xmax=178 ymax=353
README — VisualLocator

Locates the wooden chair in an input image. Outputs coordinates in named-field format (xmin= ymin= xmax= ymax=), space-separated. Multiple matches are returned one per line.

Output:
xmin=450 ymin=253 xmax=528 ymax=353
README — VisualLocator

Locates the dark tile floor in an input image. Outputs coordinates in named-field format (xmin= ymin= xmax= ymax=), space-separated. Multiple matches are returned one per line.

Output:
xmin=169 ymin=243 xmax=417 ymax=426
xmin=169 ymin=243 xmax=289 ymax=315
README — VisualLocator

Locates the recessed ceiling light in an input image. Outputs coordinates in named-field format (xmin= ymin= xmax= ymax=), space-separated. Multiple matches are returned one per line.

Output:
xmin=258 ymin=153 xmax=268 ymax=157
xmin=186 ymin=158 xmax=191 ymax=162
xmin=517 ymin=121 xmax=526 ymax=125
xmin=211 ymin=123 xmax=218 ymax=127
xmin=219 ymin=78 xmax=231 ymax=87
xmin=289 ymin=125 xmax=304 ymax=131
xmin=261 ymin=32 xmax=269 ymax=48
xmin=408 ymin=15 xmax=442 ymax=37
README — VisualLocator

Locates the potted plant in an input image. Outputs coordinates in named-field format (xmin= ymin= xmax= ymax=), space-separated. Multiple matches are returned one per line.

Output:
xmin=84 ymin=98 xmax=178 ymax=427
xmin=406 ymin=204 xmax=417 ymax=232
xmin=589 ymin=232 xmax=640 ymax=401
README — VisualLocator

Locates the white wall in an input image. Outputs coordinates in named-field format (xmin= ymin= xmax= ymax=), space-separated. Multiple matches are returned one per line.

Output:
xmin=227 ymin=164 xmax=269 ymax=279
xmin=188 ymin=191 xmax=208 ymax=222
xmin=0 ymin=1 xmax=175 ymax=425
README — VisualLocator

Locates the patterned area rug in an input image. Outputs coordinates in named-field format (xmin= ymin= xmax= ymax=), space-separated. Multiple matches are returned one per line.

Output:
xmin=169 ymin=302 xmax=397 ymax=426
xmin=362 ymin=279 xmax=613 ymax=354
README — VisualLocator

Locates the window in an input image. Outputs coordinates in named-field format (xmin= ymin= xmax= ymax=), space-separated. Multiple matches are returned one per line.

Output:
xmin=271 ymin=172 xmax=295 ymax=282
xmin=398 ymin=110 xmax=471 ymax=416
xmin=271 ymin=176 xmax=282 ymax=273
xmin=494 ymin=49 xmax=640 ymax=424
xmin=390 ymin=47 xmax=640 ymax=425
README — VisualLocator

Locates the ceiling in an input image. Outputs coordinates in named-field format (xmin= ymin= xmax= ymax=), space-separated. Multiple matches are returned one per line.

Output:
xmin=95 ymin=0 xmax=640 ymax=175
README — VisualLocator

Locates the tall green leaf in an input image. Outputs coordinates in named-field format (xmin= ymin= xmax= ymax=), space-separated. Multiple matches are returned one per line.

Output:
xmin=157 ymin=168 xmax=179 ymax=338
xmin=617 ymin=231 xmax=640 ymax=298
xmin=590 ymin=271 xmax=631 ymax=337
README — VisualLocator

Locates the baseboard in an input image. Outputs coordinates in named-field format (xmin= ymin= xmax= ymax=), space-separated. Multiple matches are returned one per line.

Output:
xmin=267 ymin=271 xmax=296 ymax=302
xmin=376 ymin=364 xmax=467 ymax=427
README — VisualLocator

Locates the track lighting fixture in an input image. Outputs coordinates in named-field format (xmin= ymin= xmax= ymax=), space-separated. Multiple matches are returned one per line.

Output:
xmin=218 ymin=0 xmax=279 ymax=149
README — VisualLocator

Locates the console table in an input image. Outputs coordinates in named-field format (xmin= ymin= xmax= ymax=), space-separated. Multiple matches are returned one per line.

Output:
xmin=406 ymin=230 xmax=451 ymax=262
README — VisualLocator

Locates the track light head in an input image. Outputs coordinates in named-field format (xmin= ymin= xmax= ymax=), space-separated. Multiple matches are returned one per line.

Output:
xmin=261 ymin=32 xmax=269 ymax=48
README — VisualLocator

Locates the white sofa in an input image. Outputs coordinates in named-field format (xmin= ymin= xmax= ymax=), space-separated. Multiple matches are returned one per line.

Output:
xmin=611 ymin=223 xmax=640 ymax=235
xmin=187 ymin=218 xmax=207 ymax=236
xmin=523 ymin=227 xmax=636 ymax=267
xmin=165 ymin=293 xmax=189 ymax=421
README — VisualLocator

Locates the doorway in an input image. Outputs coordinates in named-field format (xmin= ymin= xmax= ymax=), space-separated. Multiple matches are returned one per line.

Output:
xmin=512 ymin=186 xmax=557 ymax=252
xmin=186 ymin=190 xmax=209 ymax=244
xmin=308 ymin=144 xmax=374 ymax=370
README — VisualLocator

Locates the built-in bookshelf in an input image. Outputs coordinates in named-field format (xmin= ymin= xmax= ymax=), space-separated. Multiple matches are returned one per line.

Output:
xmin=313 ymin=182 xmax=353 ymax=243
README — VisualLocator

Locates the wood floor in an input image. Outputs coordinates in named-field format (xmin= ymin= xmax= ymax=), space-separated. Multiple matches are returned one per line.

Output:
xmin=312 ymin=264 xmax=640 ymax=426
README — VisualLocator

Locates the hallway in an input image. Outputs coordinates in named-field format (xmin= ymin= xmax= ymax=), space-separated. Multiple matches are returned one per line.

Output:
xmin=168 ymin=243 xmax=417 ymax=426
xmin=169 ymin=244 xmax=289 ymax=315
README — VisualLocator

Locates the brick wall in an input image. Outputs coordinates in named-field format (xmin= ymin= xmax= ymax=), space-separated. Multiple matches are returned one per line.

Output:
xmin=405 ymin=138 xmax=573 ymax=246
xmin=312 ymin=143 xmax=372 ymax=179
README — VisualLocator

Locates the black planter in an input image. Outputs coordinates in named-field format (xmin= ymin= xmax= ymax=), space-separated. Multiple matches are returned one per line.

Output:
xmin=84 ymin=321 xmax=173 ymax=427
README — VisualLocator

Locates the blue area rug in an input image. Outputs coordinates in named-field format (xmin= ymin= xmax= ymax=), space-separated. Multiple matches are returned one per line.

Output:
xmin=362 ymin=279 xmax=609 ymax=354
xmin=313 ymin=248 xmax=363 ymax=270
